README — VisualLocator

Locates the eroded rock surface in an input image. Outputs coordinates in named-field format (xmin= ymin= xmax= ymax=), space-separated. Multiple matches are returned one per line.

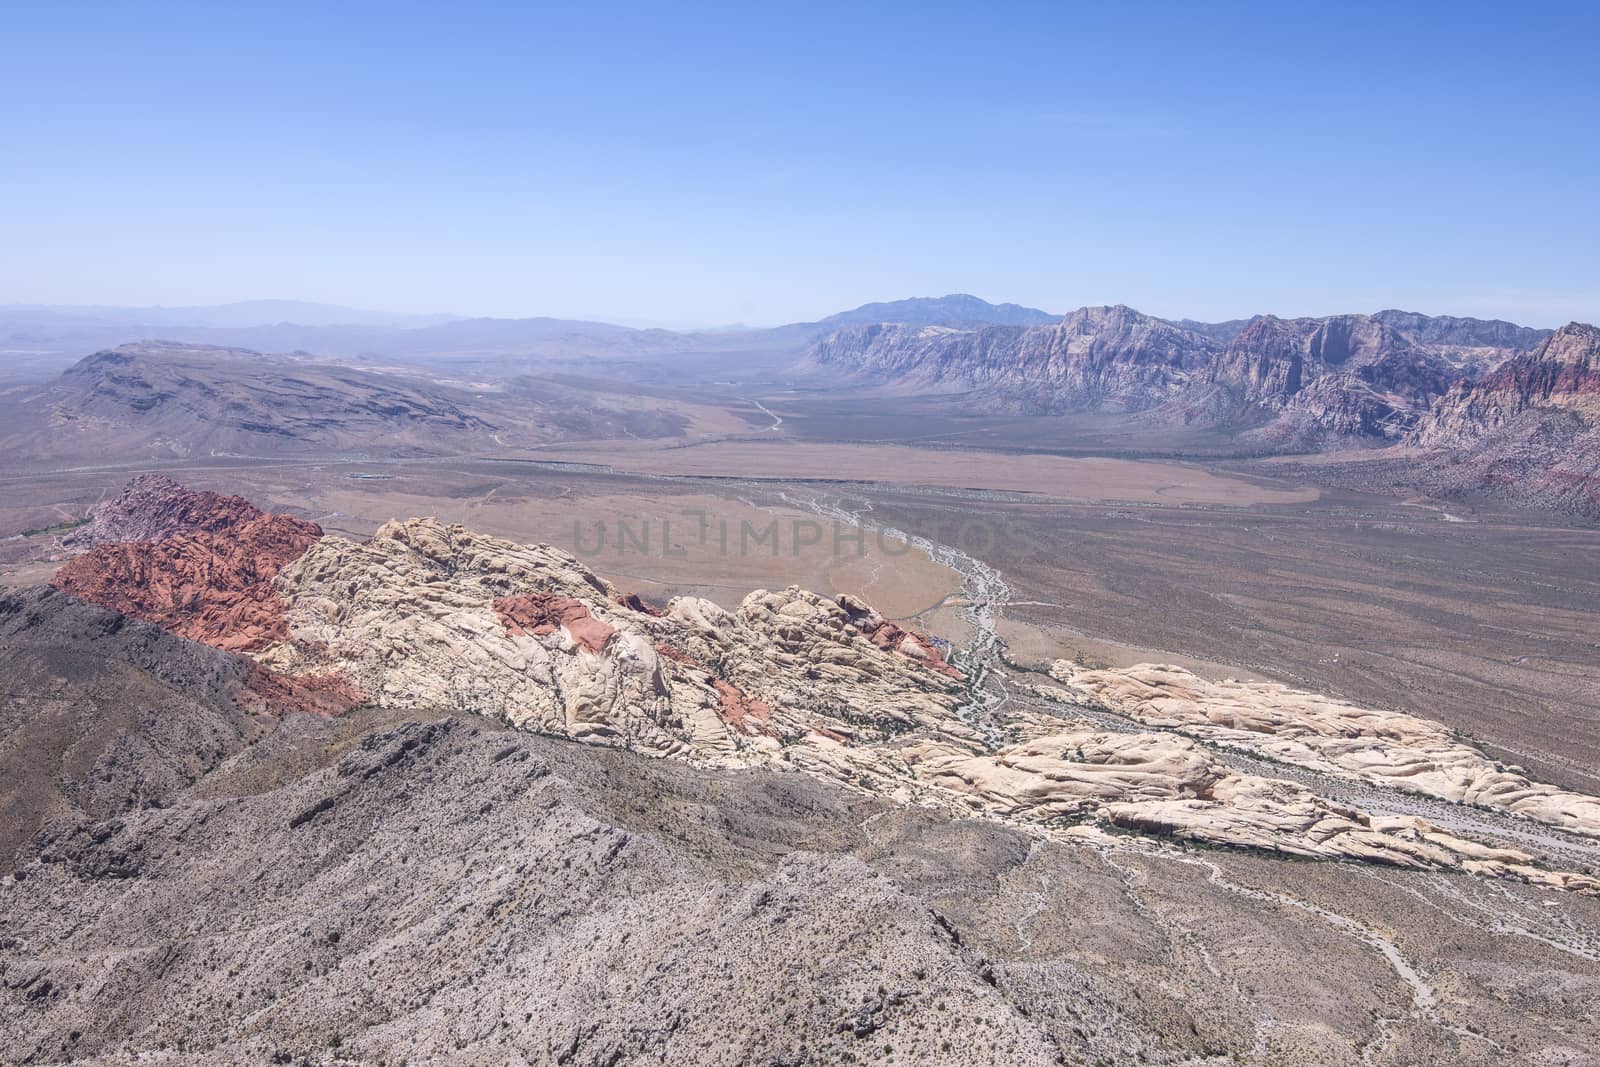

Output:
xmin=256 ymin=518 xmax=967 ymax=764
xmin=41 ymin=479 xmax=1600 ymax=895
xmin=1048 ymin=661 xmax=1600 ymax=842
xmin=251 ymin=519 xmax=1600 ymax=891
xmin=53 ymin=509 xmax=323 ymax=651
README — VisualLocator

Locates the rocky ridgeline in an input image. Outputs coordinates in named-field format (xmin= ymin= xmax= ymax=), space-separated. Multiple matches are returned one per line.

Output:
xmin=40 ymin=478 xmax=1600 ymax=895
xmin=811 ymin=306 xmax=1600 ymax=511
xmin=810 ymin=305 xmax=1547 ymax=442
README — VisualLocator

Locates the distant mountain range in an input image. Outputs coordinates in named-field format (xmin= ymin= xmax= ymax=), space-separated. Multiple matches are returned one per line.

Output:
xmin=0 ymin=295 xmax=1057 ymax=372
xmin=5 ymin=294 xmax=1596 ymax=514
xmin=0 ymin=294 xmax=1556 ymax=383
xmin=806 ymin=304 xmax=1600 ymax=514
xmin=808 ymin=303 xmax=1558 ymax=440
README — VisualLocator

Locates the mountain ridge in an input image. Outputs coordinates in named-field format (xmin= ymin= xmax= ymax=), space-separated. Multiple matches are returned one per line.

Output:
xmin=3 ymin=296 xmax=1561 ymax=379
xmin=810 ymin=304 xmax=1562 ymax=438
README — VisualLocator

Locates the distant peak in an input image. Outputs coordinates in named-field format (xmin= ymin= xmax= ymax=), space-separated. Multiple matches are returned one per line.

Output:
xmin=817 ymin=294 xmax=1058 ymax=329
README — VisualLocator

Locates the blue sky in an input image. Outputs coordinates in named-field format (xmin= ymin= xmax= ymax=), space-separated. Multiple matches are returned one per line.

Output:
xmin=3 ymin=2 xmax=1597 ymax=327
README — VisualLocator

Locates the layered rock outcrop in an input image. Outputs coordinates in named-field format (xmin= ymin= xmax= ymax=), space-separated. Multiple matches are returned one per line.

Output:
xmin=255 ymin=517 xmax=968 ymax=761
xmin=906 ymin=725 xmax=1577 ymax=879
xmin=251 ymin=518 xmax=1600 ymax=890
xmin=1046 ymin=661 xmax=1600 ymax=841
xmin=43 ymin=478 xmax=1600 ymax=894
xmin=53 ymin=509 xmax=323 ymax=651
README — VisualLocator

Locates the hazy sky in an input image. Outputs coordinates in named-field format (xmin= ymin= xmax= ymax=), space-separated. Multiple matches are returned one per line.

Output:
xmin=4 ymin=2 xmax=1597 ymax=328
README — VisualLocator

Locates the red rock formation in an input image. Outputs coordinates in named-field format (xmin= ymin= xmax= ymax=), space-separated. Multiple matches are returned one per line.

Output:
xmin=494 ymin=593 xmax=615 ymax=653
xmin=52 ymin=511 xmax=323 ymax=652
xmin=710 ymin=677 xmax=773 ymax=732
xmin=241 ymin=663 xmax=366 ymax=718
xmin=1401 ymin=323 xmax=1600 ymax=515
xmin=863 ymin=619 xmax=964 ymax=679
xmin=1415 ymin=322 xmax=1600 ymax=447
xmin=64 ymin=474 xmax=271 ymax=549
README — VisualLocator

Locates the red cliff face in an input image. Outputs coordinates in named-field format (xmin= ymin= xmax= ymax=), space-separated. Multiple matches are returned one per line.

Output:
xmin=49 ymin=476 xmax=363 ymax=712
xmin=53 ymin=507 xmax=323 ymax=653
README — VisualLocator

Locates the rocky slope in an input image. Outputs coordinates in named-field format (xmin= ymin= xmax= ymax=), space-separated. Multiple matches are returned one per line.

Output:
xmin=1404 ymin=322 xmax=1600 ymax=514
xmin=46 ymin=478 xmax=1600 ymax=894
xmin=15 ymin=714 xmax=1600 ymax=1065
xmin=0 ymin=720 xmax=1071 ymax=1066
xmin=0 ymin=587 xmax=360 ymax=870
xmin=809 ymin=306 xmax=1549 ymax=444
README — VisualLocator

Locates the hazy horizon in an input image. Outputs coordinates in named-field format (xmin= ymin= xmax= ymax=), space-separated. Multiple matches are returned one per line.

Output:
xmin=4 ymin=292 xmax=1588 ymax=334
xmin=5 ymin=4 xmax=1597 ymax=328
